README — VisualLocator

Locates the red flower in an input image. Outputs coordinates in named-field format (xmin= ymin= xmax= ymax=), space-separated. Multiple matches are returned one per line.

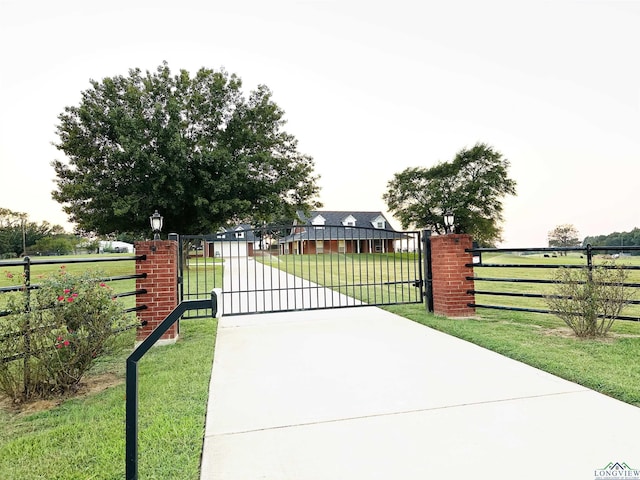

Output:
xmin=63 ymin=340 xmax=70 ymax=347
xmin=56 ymin=344 xmax=63 ymax=349
xmin=67 ymin=297 xmax=74 ymax=302
xmin=64 ymin=289 xmax=71 ymax=294
xmin=58 ymin=296 xmax=65 ymax=301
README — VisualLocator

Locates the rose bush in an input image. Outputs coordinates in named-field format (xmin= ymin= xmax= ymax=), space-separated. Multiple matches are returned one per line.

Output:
xmin=0 ymin=267 xmax=132 ymax=402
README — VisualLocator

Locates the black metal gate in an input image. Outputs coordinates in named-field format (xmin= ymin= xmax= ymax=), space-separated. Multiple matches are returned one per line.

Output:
xmin=177 ymin=224 xmax=424 ymax=317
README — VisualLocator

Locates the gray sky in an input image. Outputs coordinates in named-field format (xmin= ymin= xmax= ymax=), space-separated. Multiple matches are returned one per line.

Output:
xmin=1 ymin=0 xmax=639 ymax=246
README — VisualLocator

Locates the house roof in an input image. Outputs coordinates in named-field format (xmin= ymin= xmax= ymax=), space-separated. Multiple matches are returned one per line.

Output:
xmin=282 ymin=211 xmax=405 ymax=242
xmin=212 ymin=224 xmax=259 ymax=242
xmin=297 ymin=211 xmax=395 ymax=229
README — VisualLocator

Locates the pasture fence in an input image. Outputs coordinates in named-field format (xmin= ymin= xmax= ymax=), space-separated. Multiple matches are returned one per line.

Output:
xmin=467 ymin=244 xmax=640 ymax=322
xmin=0 ymin=255 xmax=148 ymax=364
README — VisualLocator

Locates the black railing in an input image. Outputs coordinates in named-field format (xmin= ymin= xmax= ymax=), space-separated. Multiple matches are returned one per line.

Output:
xmin=0 ymin=255 xmax=148 ymax=317
xmin=125 ymin=293 xmax=217 ymax=480
xmin=466 ymin=245 xmax=640 ymax=321
xmin=0 ymin=255 xmax=150 ymax=365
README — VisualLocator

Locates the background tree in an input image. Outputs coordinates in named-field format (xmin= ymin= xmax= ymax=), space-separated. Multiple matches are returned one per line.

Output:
xmin=548 ymin=224 xmax=580 ymax=255
xmin=31 ymin=235 xmax=77 ymax=255
xmin=52 ymin=62 xmax=321 ymax=236
xmin=383 ymin=143 xmax=516 ymax=245
xmin=0 ymin=209 xmax=64 ymax=258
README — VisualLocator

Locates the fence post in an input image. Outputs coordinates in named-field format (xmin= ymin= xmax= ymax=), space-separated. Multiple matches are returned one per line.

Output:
xmin=430 ymin=234 xmax=475 ymax=317
xmin=422 ymin=230 xmax=433 ymax=312
xmin=134 ymin=239 xmax=179 ymax=345
xmin=22 ymin=256 xmax=31 ymax=398
xmin=586 ymin=243 xmax=593 ymax=283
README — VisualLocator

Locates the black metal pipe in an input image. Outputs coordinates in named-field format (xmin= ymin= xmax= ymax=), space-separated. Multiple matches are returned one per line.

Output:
xmin=125 ymin=294 xmax=216 ymax=480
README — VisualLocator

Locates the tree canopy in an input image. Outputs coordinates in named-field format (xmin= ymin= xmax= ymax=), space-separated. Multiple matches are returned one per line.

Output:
xmin=383 ymin=143 xmax=516 ymax=245
xmin=52 ymin=62 xmax=321 ymax=236
xmin=548 ymin=224 xmax=581 ymax=250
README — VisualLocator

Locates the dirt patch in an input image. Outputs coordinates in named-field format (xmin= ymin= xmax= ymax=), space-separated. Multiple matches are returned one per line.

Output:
xmin=540 ymin=326 xmax=640 ymax=341
xmin=0 ymin=372 xmax=123 ymax=415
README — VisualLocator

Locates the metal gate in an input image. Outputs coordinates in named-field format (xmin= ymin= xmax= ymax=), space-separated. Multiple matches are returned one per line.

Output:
xmin=178 ymin=225 xmax=424 ymax=317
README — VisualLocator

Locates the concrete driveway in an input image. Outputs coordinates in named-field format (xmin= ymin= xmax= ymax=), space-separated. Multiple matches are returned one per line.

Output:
xmin=199 ymin=307 xmax=640 ymax=480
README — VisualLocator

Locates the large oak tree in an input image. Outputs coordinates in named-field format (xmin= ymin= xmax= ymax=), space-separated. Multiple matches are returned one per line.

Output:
xmin=52 ymin=62 xmax=321 ymax=236
xmin=383 ymin=143 xmax=516 ymax=245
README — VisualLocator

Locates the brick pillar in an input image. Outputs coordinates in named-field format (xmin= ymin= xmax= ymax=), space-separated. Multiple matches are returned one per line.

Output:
xmin=430 ymin=234 xmax=475 ymax=317
xmin=134 ymin=240 xmax=179 ymax=345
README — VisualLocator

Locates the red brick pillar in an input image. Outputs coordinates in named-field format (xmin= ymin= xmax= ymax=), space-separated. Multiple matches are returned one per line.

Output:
xmin=134 ymin=240 xmax=179 ymax=345
xmin=430 ymin=234 xmax=475 ymax=317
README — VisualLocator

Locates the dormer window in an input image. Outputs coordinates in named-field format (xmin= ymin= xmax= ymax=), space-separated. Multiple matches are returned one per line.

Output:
xmin=235 ymin=227 xmax=245 ymax=239
xmin=371 ymin=215 xmax=386 ymax=229
xmin=311 ymin=214 xmax=326 ymax=229
xmin=342 ymin=215 xmax=357 ymax=227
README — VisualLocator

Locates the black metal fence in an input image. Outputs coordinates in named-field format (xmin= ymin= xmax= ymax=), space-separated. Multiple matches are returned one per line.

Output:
xmin=0 ymin=255 xmax=149 ymax=364
xmin=178 ymin=225 xmax=424 ymax=317
xmin=467 ymin=244 xmax=640 ymax=321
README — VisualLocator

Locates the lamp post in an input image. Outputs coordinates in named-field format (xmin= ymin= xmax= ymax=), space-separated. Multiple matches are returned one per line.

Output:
xmin=443 ymin=211 xmax=455 ymax=234
xmin=150 ymin=210 xmax=163 ymax=240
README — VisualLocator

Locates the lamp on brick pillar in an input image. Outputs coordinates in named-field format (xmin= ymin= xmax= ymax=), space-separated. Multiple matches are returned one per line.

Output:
xmin=150 ymin=210 xmax=163 ymax=240
xmin=134 ymin=217 xmax=179 ymax=345
xmin=443 ymin=211 xmax=455 ymax=234
xmin=150 ymin=210 xmax=163 ymax=241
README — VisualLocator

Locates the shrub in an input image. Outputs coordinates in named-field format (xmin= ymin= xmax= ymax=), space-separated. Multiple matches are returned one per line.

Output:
xmin=545 ymin=262 xmax=631 ymax=337
xmin=0 ymin=268 xmax=132 ymax=402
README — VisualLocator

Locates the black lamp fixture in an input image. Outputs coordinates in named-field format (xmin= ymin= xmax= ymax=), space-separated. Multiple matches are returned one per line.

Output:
xmin=150 ymin=210 xmax=163 ymax=240
xmin=443 ymin=211 xmax=455 ymax=234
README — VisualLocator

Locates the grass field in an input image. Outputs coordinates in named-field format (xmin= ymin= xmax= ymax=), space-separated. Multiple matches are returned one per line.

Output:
xmin=256 ymin=252 xmax=423 ymax=304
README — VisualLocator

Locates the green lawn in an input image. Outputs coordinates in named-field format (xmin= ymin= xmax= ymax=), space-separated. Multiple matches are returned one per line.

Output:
xmin=0 ymin=254 xmax=220 ymax=479
xmin=0 ymin=318 xmax=217 ymax=480
xmin=257 ymin=252 xmax=423 ymax=304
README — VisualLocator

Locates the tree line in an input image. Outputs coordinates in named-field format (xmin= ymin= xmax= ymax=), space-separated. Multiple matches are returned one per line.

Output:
xmin=583 ymin=229 xmax=640 ymax=254
xmin=548 ymin=223 xmax=640 ymax=255
xmin=0 ymin=208 xmax=88 ymax=258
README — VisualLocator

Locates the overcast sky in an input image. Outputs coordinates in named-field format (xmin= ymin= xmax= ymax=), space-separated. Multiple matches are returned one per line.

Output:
xmin=1 ymin=0 xmax=639 ymax=246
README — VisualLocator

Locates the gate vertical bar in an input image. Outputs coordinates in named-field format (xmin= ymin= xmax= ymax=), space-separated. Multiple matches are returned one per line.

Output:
xmin=422 ymin=230 xmax=433 ymax=312
xmin=171 ymin=233 xmax=183 ymax=304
